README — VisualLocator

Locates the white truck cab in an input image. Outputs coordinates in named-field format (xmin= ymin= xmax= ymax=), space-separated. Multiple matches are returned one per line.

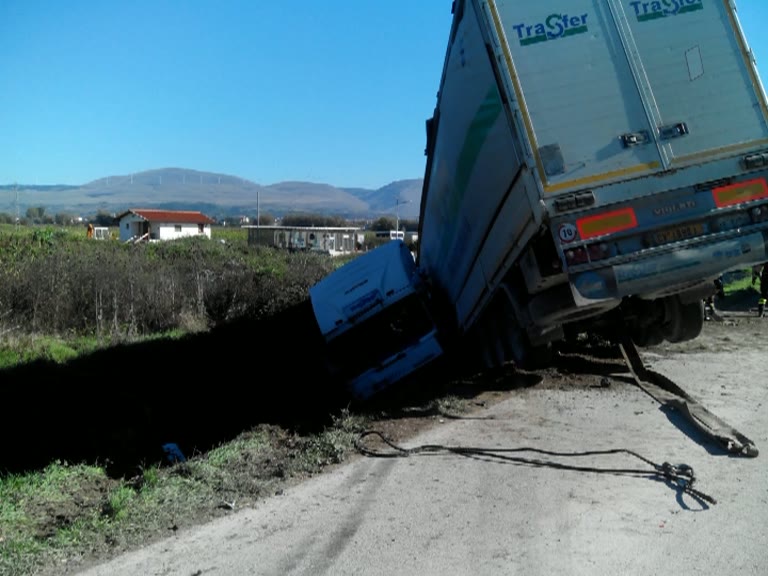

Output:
xmin=309 ymin=240 xmax=443 ymax=400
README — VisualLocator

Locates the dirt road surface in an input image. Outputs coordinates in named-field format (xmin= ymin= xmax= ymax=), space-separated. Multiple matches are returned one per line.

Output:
xmin=72 ymin=315 xmax=768 ymax=576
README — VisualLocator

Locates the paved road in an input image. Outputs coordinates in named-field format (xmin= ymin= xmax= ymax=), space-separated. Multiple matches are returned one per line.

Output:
xmin=75 ymin=345 xmax=768 ymax=576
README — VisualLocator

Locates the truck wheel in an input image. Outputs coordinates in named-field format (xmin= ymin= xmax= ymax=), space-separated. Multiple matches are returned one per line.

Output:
xmin=465 ymin=321 xmax=507 ymax=373
xmin=507 ymin=322 xmax=552 ymax=369
xmin=664 ymin=297 xmax=704 ymax=343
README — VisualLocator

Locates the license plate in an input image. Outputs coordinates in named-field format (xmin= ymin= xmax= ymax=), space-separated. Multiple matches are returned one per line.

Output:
xmin=651 ymin=222 xmax=705 ymax=245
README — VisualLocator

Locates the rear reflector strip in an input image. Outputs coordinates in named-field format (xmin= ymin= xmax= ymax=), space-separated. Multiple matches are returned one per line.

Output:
xmin=713 ymin=178 xmax=768 ymax=208
xmin=576 ymin=207 xmax=638 ymax=240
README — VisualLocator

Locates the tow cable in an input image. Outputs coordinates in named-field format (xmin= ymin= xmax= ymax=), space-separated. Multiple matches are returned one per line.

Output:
xmin=355 ymin=334 xmax=762 ymax=506
xmin=355 ymin=430 xmax=717 ymax=505
xmin=619 ymin=335 xmax=759 ymax=458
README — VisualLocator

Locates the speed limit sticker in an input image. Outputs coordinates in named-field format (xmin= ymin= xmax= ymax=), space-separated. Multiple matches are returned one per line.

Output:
xmin=558 ymin=223 xmax=578 ymax=243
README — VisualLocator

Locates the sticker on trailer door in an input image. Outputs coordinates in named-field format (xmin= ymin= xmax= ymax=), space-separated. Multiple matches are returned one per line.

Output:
xmin=558 ymin=223 xmax=578 ymax=244
xmin=511 ymin=13 xmax=589 ymax=46
xmin=628 ymin=0 xmax=703 ymax=22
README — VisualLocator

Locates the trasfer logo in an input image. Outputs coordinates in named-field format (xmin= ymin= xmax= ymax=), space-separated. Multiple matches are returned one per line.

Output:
xmin=629 ymin=0 xmax=703 ymax=22
xmin=511 ymin=13 xmax=589 ymax=46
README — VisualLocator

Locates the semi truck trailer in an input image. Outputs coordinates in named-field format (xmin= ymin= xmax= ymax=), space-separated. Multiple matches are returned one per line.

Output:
xmin=311 ymin=0 xmax=768 ymax=399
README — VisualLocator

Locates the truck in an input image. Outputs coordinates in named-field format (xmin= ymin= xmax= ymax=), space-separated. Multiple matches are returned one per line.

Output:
xmin=311 ymin=0 xmax=768 ymax=400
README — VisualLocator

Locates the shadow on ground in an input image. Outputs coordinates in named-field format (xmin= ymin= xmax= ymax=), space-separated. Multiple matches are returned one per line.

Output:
xmin=2 ymin=299 xmax=500 ymax=478
xmin=1 ymin=300 xmax=355 ymax=478
xmin=715 ymin=287 xmax=760 ymax=313
xmin=6 ymin=291 xmax=753 ymax=478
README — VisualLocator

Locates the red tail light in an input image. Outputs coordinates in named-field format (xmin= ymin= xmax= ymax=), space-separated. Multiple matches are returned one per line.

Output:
xmin=713 ymin=178 xmax=768 ymax=208
xmin=576 ymin=208 xmax=638 ymax=240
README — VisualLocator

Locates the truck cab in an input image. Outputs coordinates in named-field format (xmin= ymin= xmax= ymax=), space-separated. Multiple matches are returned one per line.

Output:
xmin=309 ymin=240 xmax=443 ymax=400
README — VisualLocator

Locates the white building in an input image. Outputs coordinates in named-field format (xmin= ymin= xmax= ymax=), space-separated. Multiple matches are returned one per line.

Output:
xmin=116 ymin=209 xmax=214 ymax=243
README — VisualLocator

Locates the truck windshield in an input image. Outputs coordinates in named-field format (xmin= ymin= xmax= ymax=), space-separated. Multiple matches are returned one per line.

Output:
xmin=326 ymin=293 xmax=436 ymax=379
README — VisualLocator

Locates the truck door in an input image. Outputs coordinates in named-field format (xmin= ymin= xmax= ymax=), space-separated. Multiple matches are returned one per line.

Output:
xmin=621 ymin=0 xmax=768 ymax=167
xmin=485 ymin=0 xmax=768 ymax=194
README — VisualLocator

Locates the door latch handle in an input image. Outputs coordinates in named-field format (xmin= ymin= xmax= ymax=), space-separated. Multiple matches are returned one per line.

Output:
xmin=621 ymin=130 xmax=651 ymax=148
xmin=658 ymin=122 xmax=689 ymax=140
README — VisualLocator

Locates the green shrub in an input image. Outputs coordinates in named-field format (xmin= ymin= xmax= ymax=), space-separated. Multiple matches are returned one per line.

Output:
xmin=722 ymin=268 xmax=760 ymax=296
xmin=0 ymin=232 xmax=338 ymax=341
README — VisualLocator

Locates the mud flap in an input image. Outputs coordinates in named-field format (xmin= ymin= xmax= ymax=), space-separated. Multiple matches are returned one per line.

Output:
xmin=619 ymin=336 xmax=759 ymax=458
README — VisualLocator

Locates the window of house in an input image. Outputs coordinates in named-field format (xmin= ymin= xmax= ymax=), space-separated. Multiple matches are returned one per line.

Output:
xmin=198 ymin=223 xmax=204 ymax=233
xmin=175 ymin=225 xmax=182 ymax=232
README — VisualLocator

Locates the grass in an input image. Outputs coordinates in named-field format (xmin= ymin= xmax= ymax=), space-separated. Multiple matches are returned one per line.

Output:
xmin=0 ymin=462 xmax=112 ymax=575
xmin=0 ymin=411 xmax=377 ymax=576
xmin=0 ymin=334 xmax=96 ymax=369
xmin=722 ymin=267 xmax=761 ymax=296
xmin=0 ymin=330 xmax=189 ymax=370
xmin=715 ymin=267 xmax=763 ymax=312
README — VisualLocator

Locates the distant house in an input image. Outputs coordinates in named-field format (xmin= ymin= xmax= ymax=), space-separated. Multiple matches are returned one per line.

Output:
xmin=116 ymin=209 xmax=215 ymax=243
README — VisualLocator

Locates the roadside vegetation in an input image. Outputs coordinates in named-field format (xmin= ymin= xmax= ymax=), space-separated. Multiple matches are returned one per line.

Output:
xmin=0 ymin=221 xmax=455 ymax=576
xmin=0 ymin=223 xmax=340 ymax=342
xmin=721 ymin=267 xmax=761 ymax=296
xmin=714 ymin=267 xmax=763 ymax=312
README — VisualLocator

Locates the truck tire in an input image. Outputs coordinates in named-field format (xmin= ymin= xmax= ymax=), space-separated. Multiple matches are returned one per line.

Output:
xmin=506 ymin=321 xmax=553 ymax=369
xmin=664 ymin=297 xmax=705 ymax=343
xmin=473 ymin=295 xmax=552 ymax=371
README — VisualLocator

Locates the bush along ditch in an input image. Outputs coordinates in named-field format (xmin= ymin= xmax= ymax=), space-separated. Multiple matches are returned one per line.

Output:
xmin=0 ymin=233 xmax=351 ymax=476
xmin=0 ymin=233 xmax=337 ymax=337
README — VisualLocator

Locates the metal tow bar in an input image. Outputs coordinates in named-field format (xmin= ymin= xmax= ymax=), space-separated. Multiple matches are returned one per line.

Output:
xmin=618 ymin=336 xmax=759 ymax=458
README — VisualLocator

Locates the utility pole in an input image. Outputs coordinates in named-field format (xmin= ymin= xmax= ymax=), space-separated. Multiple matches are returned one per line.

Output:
xmin=14 ymin=183 xmax=19 ymax=228
xmin=395 ymin=197 xmax=411 ymax=235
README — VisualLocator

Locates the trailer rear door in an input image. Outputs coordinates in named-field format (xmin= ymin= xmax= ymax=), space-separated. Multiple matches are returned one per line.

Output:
xmin=622 ymin=0 xmax=768 ymax=167
xmin=486 ymin=0 xmax=768 ymax=194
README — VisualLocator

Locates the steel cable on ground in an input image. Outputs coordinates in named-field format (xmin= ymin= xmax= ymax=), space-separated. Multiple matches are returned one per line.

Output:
xmin=354 ymin=429 xmax=717 ymax=505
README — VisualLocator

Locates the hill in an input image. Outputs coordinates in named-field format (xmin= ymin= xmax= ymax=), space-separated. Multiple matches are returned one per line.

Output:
xmin=0 ymin=168 xmax=424 ymax=221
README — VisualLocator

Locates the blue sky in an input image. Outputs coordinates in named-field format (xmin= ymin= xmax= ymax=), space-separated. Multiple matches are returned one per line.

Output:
xmin=1 ymin=1 xmax=767 ymax=189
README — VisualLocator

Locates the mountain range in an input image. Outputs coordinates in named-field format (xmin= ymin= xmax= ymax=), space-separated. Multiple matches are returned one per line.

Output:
xmin=0 ymin=168 xmax=424 ymax=221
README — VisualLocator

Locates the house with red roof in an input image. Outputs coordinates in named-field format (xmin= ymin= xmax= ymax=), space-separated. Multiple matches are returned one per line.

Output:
xmin=116 ymin=209 xmax=215 ymax=243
